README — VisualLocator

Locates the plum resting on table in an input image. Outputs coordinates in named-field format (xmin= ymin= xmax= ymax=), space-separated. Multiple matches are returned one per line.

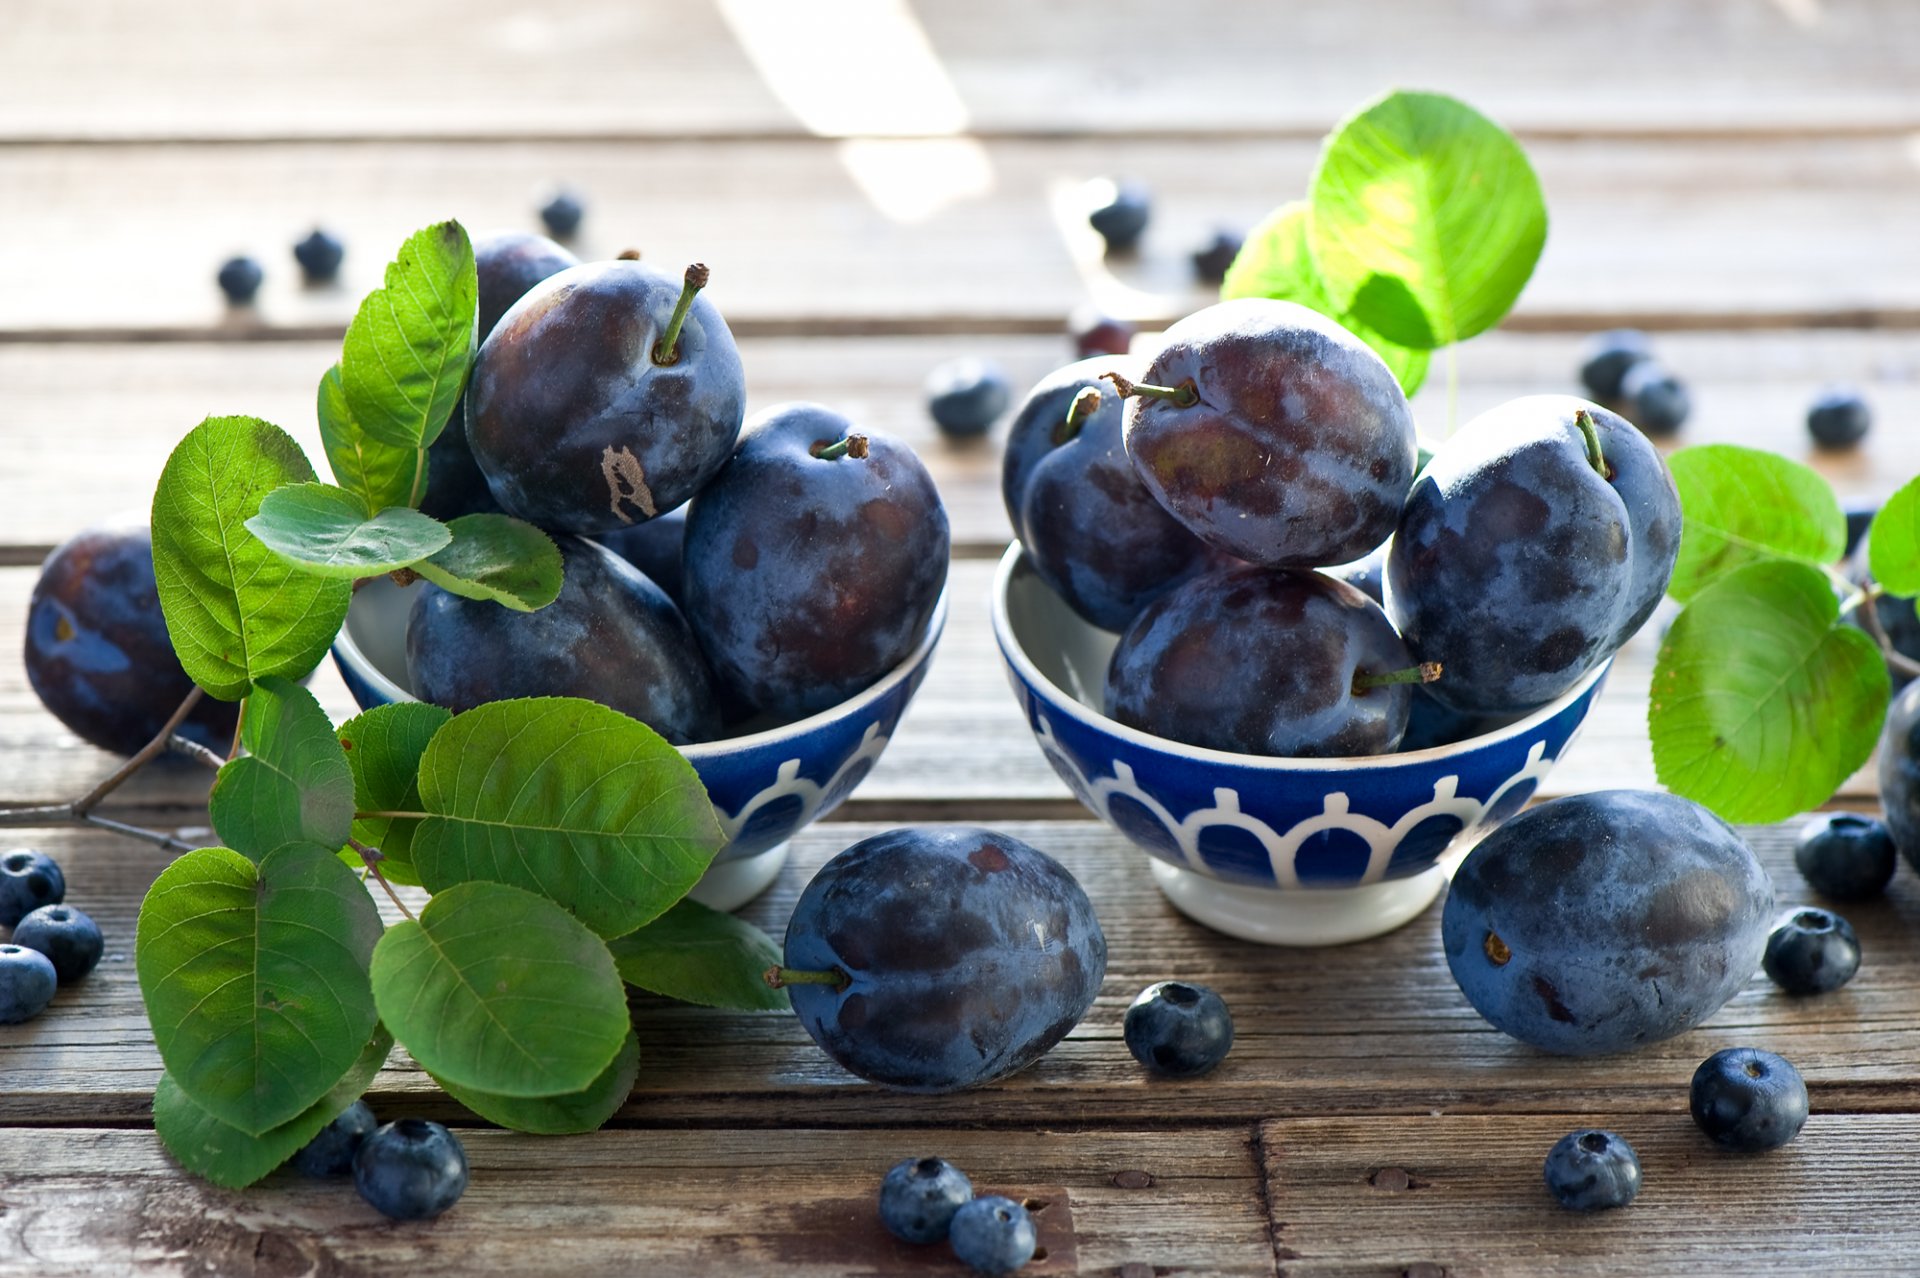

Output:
xmin=1876 ymin=678 xmax=1920 ymax=873
xmin=1117 ymin=299 xmax=1417 ymax=568
xmin=1442 ymin=790 xmax=1773 ymax=1056
xmin=1388 ymin=396 xmax=1682 ymax=716
xmin=406 ymin=534 xmax=719 ymax=744
xmin=776 ymin=826 xmax=1106 ymax=1093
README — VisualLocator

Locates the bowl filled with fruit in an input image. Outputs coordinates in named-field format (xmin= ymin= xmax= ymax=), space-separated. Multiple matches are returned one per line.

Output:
xmin=991 ymin=300 xmax=1682 ymax=946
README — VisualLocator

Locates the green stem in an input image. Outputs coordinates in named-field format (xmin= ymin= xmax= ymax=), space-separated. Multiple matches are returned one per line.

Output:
xmin=356 ymin=809 xmax=431 ymax=822
xmin=1353 ymin=662 xmax=1443 ymax=694
xmin=407 ymin=445 xmax=428 ymax=509
xmin=349 ymin=837 xmax=417 ymax=922
xmin=1572 ymin=408 xmax=1611 ymax=479
xmin=1100 ymin=371 xmax=1199 ymax=408
xmin=651 ymin=263 xmax=710 ymax=366
xmin=764 ymin=965 xmax=850 ymax=992
xmin=811 ymin=434 xmax=870 ymax=462
xmin=1054 ymin=386 xmax=1103 ymax=445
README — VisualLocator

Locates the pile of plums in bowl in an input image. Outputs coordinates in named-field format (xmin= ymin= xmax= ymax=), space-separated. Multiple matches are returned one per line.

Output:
xmin=989 ymin=298 xmax=1682 ymax=945
xmin=333 ymin=233 xmax=950 ymax=911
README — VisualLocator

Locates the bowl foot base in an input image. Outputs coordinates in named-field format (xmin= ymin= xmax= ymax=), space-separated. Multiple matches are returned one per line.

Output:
xmin=689 ymin=843 xmax=790 ymax=913
xmin=1149 ymin=860 xmax=1444 ymax=946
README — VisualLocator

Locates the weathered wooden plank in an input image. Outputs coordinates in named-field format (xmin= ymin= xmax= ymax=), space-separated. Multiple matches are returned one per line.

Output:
xmin=4 ymin=0 xmax=1915 ymax=141
xmin=2 ymin=134 xmax=1917 ymax=337
xmin=1260 ymin=1113 xmax=1920 ymax=1276
xmin=0 ymin=1126 xmax=1274 ymax=1277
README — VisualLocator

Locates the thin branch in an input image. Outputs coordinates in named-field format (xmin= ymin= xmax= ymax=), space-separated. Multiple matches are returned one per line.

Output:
xmin=73 ymin=687 xmax=205 ymax=815
xmin=0 ymin=803 xmax=80 ymax=828
xmin=168 ymin=734 xmax=226 ymax=773
xmin=1856 ymin=589 xmax=1920 ymax=681
xmin=349 ymin=837 xmax=417 ymax=922
xmin=82 ymin=813 xmax=200 ymax=853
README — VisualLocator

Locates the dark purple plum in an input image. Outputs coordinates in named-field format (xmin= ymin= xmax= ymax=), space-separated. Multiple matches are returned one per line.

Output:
xmin=774 ymin=827 xmax=1106 ymax=1092
xmin=406 ymin=534 xmax=719 ymax=744
xmin=1443 ymin=791 xmax=1773 ymax=1055
xmin=1388 ymin=396 xmax=1682 ymax=716
xmin=1325 ymin=540 xmax=1388 ymax=605
xmin=24 ymin=522 xmax=239 ymax=755
xmin=1878 ymin=678 xmax=1920 ymax=873
xmin=1068 ymin=306 xmax=1135 ymax=359
xmin=683 ymin=404 xmax=948 ymax=720
xmin=1104 ymin=567 xmax=1422 ymax=758
xmin=1001 ymin=358 xmax=1213 ymax=631
xmin=593 ymin=505 xmax=688 ymax=608
xmin=467 ymin=260 xmax=744 ymax=534
xmin=1117 ymin=299 xmax=1417 ymax=568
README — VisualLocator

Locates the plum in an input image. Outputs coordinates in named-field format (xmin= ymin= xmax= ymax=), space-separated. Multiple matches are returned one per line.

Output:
xmin=1001 ymin=358 xmax=1213 ymax=631
xmin=1388 ymin=396 xmax=1682 ymax=716
xmin=772 ymin=826 xmax=1106 ymax=1092
xmin=24 ymin=521 xmax=239 ymax=755
xmin=466 ymin=260 xmax=744 ymax=534
xmin=1877 ymin=678 xmax=1920 ymax=872
xmin=593 ymin=505 xmax=688 ymax=608
xmin=1115 ymin=299 xmax=1417 ymax=568
xmin=1443 ymin=790 xmax=1773 ymax=1055
xmin=683 ymin=403 xmax=948 ymax=720
xmin=406 ymin=534 xmax=718 ymax=744
xmin=1325 ymin=540 xmax=1388 ymax=606
xmin=1104 ymin=566 xmax=1425 ymax=758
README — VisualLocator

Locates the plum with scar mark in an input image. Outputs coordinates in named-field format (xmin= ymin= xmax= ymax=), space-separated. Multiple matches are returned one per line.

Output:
xmin=770 ymin=826 xmax=1107 ymax=1092
xmin=466 ymin=259 xmax=745 ymax=534
xmin=1442 ymin=791 xmax=1773 ymax=1056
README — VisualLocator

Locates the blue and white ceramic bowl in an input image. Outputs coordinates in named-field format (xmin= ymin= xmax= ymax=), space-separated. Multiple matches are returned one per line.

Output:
xmin=331 ymin=575 xmax=946 ymax=912
xmin=990 ymin=545 xmax=1609 ymax=946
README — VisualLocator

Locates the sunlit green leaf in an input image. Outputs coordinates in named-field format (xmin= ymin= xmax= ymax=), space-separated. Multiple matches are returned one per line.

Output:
xmin=1667 ymin=444 xmax=1846 ymax=603
xmin=245 ymin=482 xmax=449 ymax=578
xmin=341 ymin=221 xmax=477 ymax=451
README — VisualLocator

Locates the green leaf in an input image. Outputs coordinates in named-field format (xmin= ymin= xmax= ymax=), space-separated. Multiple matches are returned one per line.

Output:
xmin=136 ymin=845 xmax=383 ymax=1135
xmin=1220 ymin=201 xmax=1430 ymax=396
xmin=608 ymin=900 xmax=789 ymax=1011
xmin=1651 ymin=560 xmax=1888 ymax=823
xmin=336 ymin=701 xmax=451 ymax=888
xmin=318 ymin=363 xmax=422 ymax=515
xmin=341 ymin=220 xmax=478 ymax=451
xmin=245 ymin=482 xmax=450 ymax=578
xmin=412 ymin=698 xmax=724 ymax=938
xmin=1308 ymin=89 xmax=1546 ymax=350
xmin=150 ymin=416 xmax=353 ymax=700
xmin=209 ymin=676 xmax=356 ymax=863
xmin=1667 ymin=445 xmax=1846 ymax=603
xmin=370 ymin=880 xmax=630 ymax=1098
xmin=154 ymin=1026 xmax=392 ymax=1190
xmin=433 ymin=1029 xmax=639 ymax=1135
xmin=1868 ymin=474 xmax=1920 ymax=595
xmin=413 ymin=513 xmax=563 ymax=612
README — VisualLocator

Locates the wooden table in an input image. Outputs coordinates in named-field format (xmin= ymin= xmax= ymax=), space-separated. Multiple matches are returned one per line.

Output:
xmin=4 ymin=3 xmax=1920 ymax=1273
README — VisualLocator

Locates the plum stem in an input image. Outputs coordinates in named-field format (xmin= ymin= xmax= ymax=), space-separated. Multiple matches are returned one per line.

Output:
xmin=1054 ymin=386 xmax=1103 ymax=445
xmin=1100 ymin=370 xmax=1199 ymax=408
xmin=617 ymin=247 xmax=642 ymax=261
xmin=1352 ymin=662 xmax=1443 ymax=694
xmin=651 ymin=263 xmax=710 ymax=366
xmin=764 ymin=965 xmax=850 ymax=992
xmin=811 ymin=434 xmax=870 ymax=462
xmin=1573 ymin=409 xmax=1613 ymax=480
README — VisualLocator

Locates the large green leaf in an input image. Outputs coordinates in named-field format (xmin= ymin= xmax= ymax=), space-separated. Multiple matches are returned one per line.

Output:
xmin=337 ymin=701 xmax=451 ymax=887
xmin=136 ymin=845 xmax=382 ymax=1135
xmin=318 ymin=363 xmax=422 ymax=515
xmin=433 ymin=1029 xmax=639 ymax=1135
xmin=341 ymin=221 xmax=478 ymax=451
xmin=153 ymin=1026 xmax=392 ymax=1189
xmin=1667 ymin=445 xmax=1846 ymax=603
xmin=608 ymin=900 xmax=789 ymax=1012
xmin=413 ymin=513 xmax=563 ymax=612
xmin=209 ymin=676 xmax=355 ymax=863
xmin=246 ymin=482 xmax=450 ymax=578
xmin=1220 ymin=200 xmax=1430 ymax=397
xmin=1868 ymin=474 xmax=1920 ymax=596
xmin=370 ymin=880 xmax=630 ymax=1098
xmin=412 ymin=698 xmax=724 ymax=938
xmin=1651 ymin=560 xmax=1888 ymax=823
xmin=1308 ymin=89 xmax=1546 ymax=350
xmin=149 ymin=416 xmax=353 ymax=700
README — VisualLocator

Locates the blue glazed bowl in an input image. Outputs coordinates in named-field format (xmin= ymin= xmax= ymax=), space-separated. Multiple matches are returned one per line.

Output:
xmin=331 ymin=574 xmax=946 ymax=911
xmin=990 ymin=545 xmax=1610 ymax=945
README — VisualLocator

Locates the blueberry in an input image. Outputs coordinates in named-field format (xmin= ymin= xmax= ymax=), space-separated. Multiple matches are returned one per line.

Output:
xmin=0 ymin=945 xmax=57 ymax=1024
xmin=926 ymin=359 xmax=1012 ymax=437
xmin=293 ymin=1100 xmax=378 ymax=1177
xmin=1190 ymin=229 xmax=1243 ymax=285
xmin=1578 ymin=329 xmax=1652 ymax=400
xmin=11 ymin=904 xmax=102 ymax=983
xmin=537 ymin=187 xmax=586 ymax=239
xmin=1794 ymin=813 xmax=1896 ymax=900
xmin=1086 ymin=178 xmax=1150 ymax=253
xmin=215 ymin=255 xmax=264 ymax=305
xmin=948 ymin=1196 xmax=1036 ymax=1275
xmin=1763 ymin=908 xmax=1861 ymax=996
xmin=0 ymin=849 xmax=65 ymax=929
xmin=353 ymin=1119 xmax=469 ymax=1220
xmin=292 ymin=228 xmax=345 ymax=283
xmin=1689 ymin=1048 xmax=1809 ymax=1152
xmin=878 ymin=1156 xmax=974 ymax=1244
xmin=1068 ymin=306 xmax=1135 ymax=359
xmin=1809 ymin=385 xmax=1871 ymax=449
xmin=1123 ymin=981 xmax=1233 ymax=1078
xmin=1542 ymin=1129 xmax=1641 ymax=1211
xmin=1620 ymin=360 xmax=1690 ymax=436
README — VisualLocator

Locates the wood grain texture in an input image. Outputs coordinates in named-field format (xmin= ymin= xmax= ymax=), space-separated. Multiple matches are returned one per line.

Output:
xmin=1260 ymin=1113 xmax=1920 ymax=1276
xmin=0 ymin=1126 xmax=1273 ymax=1277
xmin=4 ymin=0 xmax=1916 ymax=141
xmin=3 ymin=134 xmax=1918 ymax=337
